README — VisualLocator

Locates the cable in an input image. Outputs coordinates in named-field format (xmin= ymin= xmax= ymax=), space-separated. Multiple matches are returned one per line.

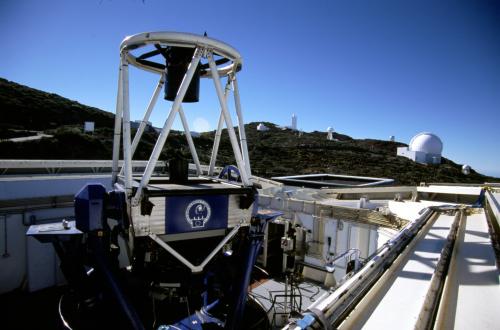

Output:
xmin=151 ymin=295 xmax=157 ymax=329
xmin=185 ymin=297 xmax=191 ymax=319
xmin=58 ymin=294 xmax=73 ymax=330
xmin=308 ymin=285 xmax=321 ymax=301
xmin=293 ymin=282 xmax=303 ymax=312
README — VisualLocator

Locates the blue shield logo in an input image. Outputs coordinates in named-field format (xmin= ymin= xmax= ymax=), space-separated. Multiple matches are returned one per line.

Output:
xmin=185 ymin=199 xmax=211 ymax=228
xmin=165 ymin=195 xmax=228 ymax=234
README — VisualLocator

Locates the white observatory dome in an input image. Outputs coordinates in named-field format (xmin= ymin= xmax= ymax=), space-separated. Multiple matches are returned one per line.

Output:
xmin=257 ymin=123 xmax=269 ymax=131
xmin=327 ymin=127 xmax=333 ymax=132
xmin=409 ymin=132 xmax=443 ymax=155
xmin=462 ymin=164 xmax=471 ymax=175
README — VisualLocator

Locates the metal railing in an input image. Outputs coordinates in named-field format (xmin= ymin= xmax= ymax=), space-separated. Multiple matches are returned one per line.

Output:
xmin=0 ymin=159 xmax=221 ymax=176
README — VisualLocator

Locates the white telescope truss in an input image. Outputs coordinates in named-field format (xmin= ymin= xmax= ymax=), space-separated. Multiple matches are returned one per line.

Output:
xmin=110 ymin=32 xmax=253 ymax=206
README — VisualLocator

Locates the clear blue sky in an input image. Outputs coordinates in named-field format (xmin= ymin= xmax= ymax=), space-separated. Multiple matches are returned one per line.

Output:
xmin=1 ymin=0 xmax=499 ymax=177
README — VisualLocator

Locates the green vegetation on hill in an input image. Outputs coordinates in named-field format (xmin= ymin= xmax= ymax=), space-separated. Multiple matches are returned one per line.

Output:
xmin=206 ymin=123 xmax=497 ymax=185
xmin=0 ymin=78 xmax=114 ymax=131
xmin=0 ymin=77 xmax=497 ymax=185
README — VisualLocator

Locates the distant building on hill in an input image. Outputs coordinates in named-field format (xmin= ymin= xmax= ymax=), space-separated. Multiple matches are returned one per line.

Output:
xmin=257 ymin=123 xmax=269 ymax=131
xmin=397 ymin=132 xmax=443 ymax=164
xmin=284 ymin=114 xmax=298 ymax=131
xmin=291 ymin=113 xmax=297 ymax=130
xmin=84 ymin=121 xmax=94 ymax=133
xmin=327 ymin=127 xmax=334 ymax=141
xmin=131 ymin=120 xmax=153 ymax=131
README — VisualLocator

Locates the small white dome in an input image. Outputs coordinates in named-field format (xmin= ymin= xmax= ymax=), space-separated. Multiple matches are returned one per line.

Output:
xmin=257 ymin=123 xmax=269 ymax=131
xmin=327 ymin=127 xmax=333 ymax=132
xmin=409 ymin=132 xmax=443 ymax=155
xmin=462 ymin=164 xmax=471 ymax=175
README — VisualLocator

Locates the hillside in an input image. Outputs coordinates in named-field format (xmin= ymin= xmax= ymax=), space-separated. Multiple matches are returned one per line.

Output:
xmin=0 ymin=78 xmax=497 ymax=185
xmin=224 ymin=123 xmax=495 ymax=184
xmin=0 ymin=78 xmax=114 ymax=133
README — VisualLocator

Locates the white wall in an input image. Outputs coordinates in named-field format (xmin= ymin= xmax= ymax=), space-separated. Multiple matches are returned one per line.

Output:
xmin=0 ymin=175 xmax=112 ymax=294
xmin=0 ymin=214 xmax=26 ymax=294
xmin=0 ymin=207 xmax=73 ymax=294
xmin=397 ymin=147 xmax=441 ymax=164
xmin=26 ymin=207 xmax=72 ymax=292
xmin=294 ymin=212 xmax=379 ymax=281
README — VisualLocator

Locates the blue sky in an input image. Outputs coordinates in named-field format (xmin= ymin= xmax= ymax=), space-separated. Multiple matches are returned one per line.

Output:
xmin=1 ymin=0 xmax=499 ymax=177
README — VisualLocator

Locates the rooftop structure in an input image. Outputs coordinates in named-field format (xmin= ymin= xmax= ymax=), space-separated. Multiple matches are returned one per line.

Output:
xmin=272 ymin=173 xmax=394 ymax=188
xmin=1 ymin=161 xmax=499 ymax=329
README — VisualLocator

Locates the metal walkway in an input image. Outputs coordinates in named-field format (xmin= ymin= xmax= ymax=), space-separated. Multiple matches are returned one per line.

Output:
xmin=339 ymin=209 xmax=500 ymax=329
xmin=435 ymin=211 xmax=500 ymax=329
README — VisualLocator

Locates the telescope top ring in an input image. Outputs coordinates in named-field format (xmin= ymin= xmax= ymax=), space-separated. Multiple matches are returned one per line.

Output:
xmin=120 ymin=31 xmax=242 ymax=76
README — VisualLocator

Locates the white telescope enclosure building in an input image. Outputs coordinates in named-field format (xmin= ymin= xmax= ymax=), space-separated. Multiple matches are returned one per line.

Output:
xmin=397 ymin=132 xmax=443 ymax=164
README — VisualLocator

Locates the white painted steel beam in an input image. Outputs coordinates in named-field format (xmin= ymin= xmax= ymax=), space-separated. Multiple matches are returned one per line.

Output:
xmin=0 ymin=160 xmax=219 ymax=176
xmin=208 ymin=79 xmax=231 ymax=176
xmin=435 ymin=212 xmax=500 ymax=329
xmin=111 ymin=61 xmax=124 ymax=184
xmin=130 ymin=73 xmax=165 ymax=156
xmin=417 ymin=185 xmax=482 ymax=196
xmin=132 ymin=49 xmax=202 ymax=205
xmin=121 ymin=32 xmax=242 ymax=77
xmin=486 ymin=190 xmax=500 ymax=228
xmin=232 ymin=76 xmax=252 ymax=178
xmin=149 ymin=224 xmax=240 ymax=273
xmin=178 ymin=106 xmax=202 ymax=175
xmin=207 ymin=52 xmax=249 ymax=186
xmin=121 ymin=53 xmax=133 ymax=194
xmin=339 ymin=213 xmax=456 ymax=329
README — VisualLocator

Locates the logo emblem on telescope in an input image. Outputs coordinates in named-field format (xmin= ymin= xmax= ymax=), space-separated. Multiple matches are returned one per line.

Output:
xmin=185 ymin=199 xmax=211 ymax=228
